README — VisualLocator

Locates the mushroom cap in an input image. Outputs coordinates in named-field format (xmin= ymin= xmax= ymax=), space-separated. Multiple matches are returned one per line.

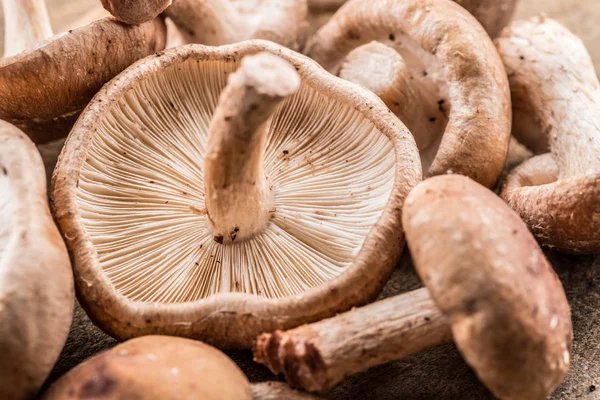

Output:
xmin=306 ymin=0 xmax=511 ymax=188
xmin=43 ymin=335 xmax=252 ymax=400
xmin=100 ymin=0 xmax=172 ymax=25
xmin=454 ymin=0 xmax=517 ymax=38
xmin=0 ymin=120 xmax=74 ymax=399
xmin=51 ymin=40 xmax=421 ymax=348
xmin=0 ymin=16 xmax=167 ymax=144
xmin=403 ymin=175 xmax=572 ymax=400
xmin=502 ymin=154 xmax=600 ymax=253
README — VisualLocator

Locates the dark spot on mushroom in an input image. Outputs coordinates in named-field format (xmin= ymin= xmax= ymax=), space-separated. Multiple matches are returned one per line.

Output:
xmin=437 ymin=99 xmax=446 ymax=113
xmin=80 ymin=375 xmax=117 ymax=398
xmin=424 ymin=316 xmax=431 ymax=322
xmin=149 ymin=180 xmax=155 ymax=184
xmin=283 ymin=150 xmax=289 ymax=155
xmin=164 ymin=201 xmax=169 ymax=204
xmin=423 ymin=70 xmax=428 ymax=76
xmin=519 ymin=55 xmax=525 ymax=60
xmin=1 ymin=166 xmax=7 ymax=175
xmin=230 ymin=229 xmax=237 ymax=242
xmin=388 ymin=33 xmax=395 ymax=41
xmin=347 ymin=29 xmax=361 ymax=40
xmin=249 ymin=103 xmax=259 ymax=111
xmin=224 ymin=116 xmax=232 ymax=122
xmin=213 ymin=235 xmax=224 ymax=244
xmin=464 ymin=298 xmax=478 ymax=315
xmin=194 ymin=262 xmax=199 ymax=267
xmin=590 ymin=385 xmax=597 ymax=392
xmin=199 ymin=244 xmax=203 ymax=249
xmin=169 ymin=101 xmax=175 ymax=108
xmin=68 ymin=30 xmax=73 ymax=34
xmin=145 ymin=318 xmax=151 ymax=323
xmin=429 ymin=117 xmax=437 ymax=123
xmin=512 ymin=229 xmax=518 ymax=235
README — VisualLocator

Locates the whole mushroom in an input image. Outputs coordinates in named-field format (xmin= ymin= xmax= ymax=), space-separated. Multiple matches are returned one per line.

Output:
xmin=497 ymin=17 xmax=600 ymax=253
xmin=0 ymin=120 xmax=74 ymax=399
xmin=254 ymin=175 xmax=573 ymax=400
xmin=0 ymin=0 xmax=167 ymax=144
xmin=307 ymin=0 xmax=511 ymax=188
xmin=50 ymin=41 xmax=421 ymax=348
xmin=100 ymin=0 xmax=172 ymax=25
xmin=43 ymin=335 xmax=322 ymax=399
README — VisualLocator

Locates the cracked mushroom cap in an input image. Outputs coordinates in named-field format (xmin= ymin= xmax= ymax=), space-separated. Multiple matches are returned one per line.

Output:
xmin=100 ymin=0 xmax=173 ymax=25
xmin=0 ymin=17 xmax=167 ymax=144
xmin=403 ymin=175 xmax=572 ymax=400
xmin=51 ymin=40 xmax=421 ymax=348
xmin=497 ymin=17 xmax=600 ymax=253
xmin=43 ymin=336 xmax=252 ymax=400
xmin=164 ymin=0 xmax=308 ymax=51
xmin=0 ymin=120 xmax=74 ymax=399
xmin=306 ymin=0 xmax=511 ymax=188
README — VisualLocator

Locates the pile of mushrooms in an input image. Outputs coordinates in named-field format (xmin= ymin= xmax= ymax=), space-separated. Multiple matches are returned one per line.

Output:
xmin=1 ymin=0 xmax=599 ymax=398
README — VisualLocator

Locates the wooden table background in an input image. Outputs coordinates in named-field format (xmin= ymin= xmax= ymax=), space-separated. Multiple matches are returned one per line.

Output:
xmin=1 ymin=1 xmax=600 ymax=399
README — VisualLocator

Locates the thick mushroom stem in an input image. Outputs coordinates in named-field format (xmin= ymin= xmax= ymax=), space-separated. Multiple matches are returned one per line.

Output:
xmin=2 ymin=0 xmax=52 ymax=57
xmin=254 ymin=288 xmax=451 ymax=392
xmin=339 ymin=41 xmax=447 ymax=172
xmin=496 ymin=16 xmax=600 ymax=178
xmin=204 ymin=53 xmax=300 ymax=244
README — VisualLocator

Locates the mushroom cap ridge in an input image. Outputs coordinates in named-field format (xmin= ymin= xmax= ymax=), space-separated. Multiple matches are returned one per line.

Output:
xmin=50 ymin=40 xmax=421 ymax=348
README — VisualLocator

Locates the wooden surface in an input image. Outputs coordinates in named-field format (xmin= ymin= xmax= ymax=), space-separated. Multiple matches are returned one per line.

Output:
xmin=0 ymin=1 xmax=599 ymax=399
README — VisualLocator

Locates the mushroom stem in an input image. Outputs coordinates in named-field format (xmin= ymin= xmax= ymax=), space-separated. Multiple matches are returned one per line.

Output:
xmin=2 ymin=0 xmax=53 ymax=57
xmin=253 ymin=288 xmax=451 ymax=392
xmin=339 ymin=41 xmax=447 ymax=172
xmin=163 ymin=0 xmax=240 ymax=45
xmin=204 ymin=53 xmax=300 ymax=244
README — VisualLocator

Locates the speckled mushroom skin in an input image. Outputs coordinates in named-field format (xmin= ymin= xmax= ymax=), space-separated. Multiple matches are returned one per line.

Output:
xmin=43 ymin=336 xmax=253 ymax=399
xmin=306 ymin=0 xmax=511 ymax=188
xmin=100 ymin=0 xmax=172 ymax=24
xmin=0 ymin=17 xmax=167 ymax=144
xmin=405 ymin=175 xmax=572 ymax=400
xmin=454 ymin=0 xmax=517 ymax=38
xmin=497 ymin=17 xmax=600 ymax=253
xmin=0 ymin=121 xmax=74 ymax=400
xmin=50 ymin=40 xmax=421 ymax=348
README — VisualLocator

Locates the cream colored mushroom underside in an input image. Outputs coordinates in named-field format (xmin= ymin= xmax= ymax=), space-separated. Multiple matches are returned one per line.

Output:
xmin=76 ymin=59 xmax=396 ymax=304
xmin=0 ymin=175 xmax=12 ymax=265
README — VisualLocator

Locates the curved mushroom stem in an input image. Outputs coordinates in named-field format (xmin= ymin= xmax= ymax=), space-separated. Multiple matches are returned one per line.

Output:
xmin=253 ymin=288 xmax=451 ymax=393
xmin=496 ymin=16 xmax=600 ymax=178
xmin=339 ymin=41 xmax=447 ymax=172
xmin=251 ymin=382 xmax=324 ymax=399
xmin=2 ymin=0 xmax=53 ymax=57
xmin=163 ymin=0 xmax=240 ymax=45
xmin=204 ymin=53 xmax=300 ymax=244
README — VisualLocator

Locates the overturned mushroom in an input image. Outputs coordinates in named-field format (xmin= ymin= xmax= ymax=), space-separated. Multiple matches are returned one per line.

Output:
xmin=164 ymin=0 xmax=308 ymax=51
xmin=497 ymin=17 xmax=600 ymax=253
xmin=307 ymin=0 xmax=511 ymax=188
xmin=43 ymin=335 xmax=321 ymax=399
xmin=255 ymin=175 xmax=573 ymax=399
xmin=100 ymin=0 xmax=172 ymax=25
xmin=51 ymin=41 xmax=421 ymax=348
xmin=0 ymin=1 xmax=167 ymax=144
xmin=0 ymin=121 xmax=74 ymax=399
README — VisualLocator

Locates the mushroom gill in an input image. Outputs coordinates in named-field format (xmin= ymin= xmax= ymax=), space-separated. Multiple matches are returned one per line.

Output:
xmin=75 ymin=58 xmax=396 ymax=303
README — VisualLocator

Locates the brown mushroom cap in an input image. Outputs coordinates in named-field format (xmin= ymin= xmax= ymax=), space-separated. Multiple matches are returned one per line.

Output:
xmin=100 ymin=0 xmax=172 ymax=25
xmin=0 ymin=16 xmax=167 ymax=144
xmin=43 ymin=336 xmax=252 ymax=400
xmin=497 ymin=17 xmax=600 ymax=253
xmin=0 ymin=120 xmax=74 ymax=399
xmin=306 ymin=0 xmax=511 ymax=188
xmin=51 ymin=40 xmax=421 ymax=348
xmin=164 ymin=0 xmax=308 ymax=51
xmin=404 ymin=175 xmax=573 ymax=400
xmin=454 ymin=0 xmax=518 ymax=38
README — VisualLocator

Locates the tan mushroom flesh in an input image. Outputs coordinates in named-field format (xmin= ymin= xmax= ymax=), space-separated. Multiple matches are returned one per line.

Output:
xmin=0 ymin=1 xmax=167 ymax=144
xmin=164 ymin=0 xmax=308 ymax=51
xmin=0 ymin=120 xmax=74 ymax=399
xmin=100 ymin=0 xmax=172 ymax=25
xmin=51 ymin=40 xmax=421 ymax=348
xmin=307 ymin=0 xmax=511 ymax=188
xmin=454 ymin=0 xmax=518 ymax=38
xmin=497 ymin=17 xmax=600 ymax=253
xmin=255 ymin=175 xmax=573 ymax=400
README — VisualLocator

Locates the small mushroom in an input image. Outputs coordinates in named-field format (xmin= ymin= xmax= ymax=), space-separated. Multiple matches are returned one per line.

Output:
xmin=0 ymin=1 xmax=167 ymax=144
xmin=254 ymin=175 xmax=573 ymax=400
xmin=50 ymin=41 xmax=421 ymax=348
xmin=497 ymin=17 xmax=600 ymax=253
xmin=43 ymin=335 xmax=321 ymax=399
xmin=307 ymin=0 xmax=511 ymax=188
xmin=454 ymin=0 xmax=518 ymax=38
xmin=100 ymin=0 xmax=172 ymax=25
xmin=0 ymin=120 xmax=74 ymax=399
xmin=163 ymin=0 xmax=308 ymax=51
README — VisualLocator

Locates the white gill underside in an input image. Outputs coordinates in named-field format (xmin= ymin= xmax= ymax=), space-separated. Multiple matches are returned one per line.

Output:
xmin=76 ymin=59 xmax=396 ymax=303
xmin=0 ymin=175 xmax=12 ymax=265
